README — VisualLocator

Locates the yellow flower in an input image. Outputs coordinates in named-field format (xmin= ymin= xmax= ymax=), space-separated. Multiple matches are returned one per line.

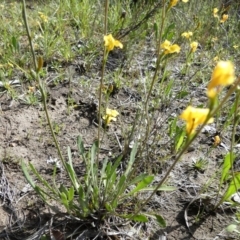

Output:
xmin=233 ymin=45 xmax=238 ymax=49
xmin=180 ymin=106 xmax=213 ymax=135
xmin=160 ymin=40 xmax=181 ymax=54
xmin=213 ymin=8 xmax=219 ymax=18
xmin=207 ymin=61 xmax=235 ymax=98
xmin=211 ymin=37 xmax=218 ymax=42
xmin=181 ymin=31 xmax=193 ymax=39
xmin=28 ymin=86 xmax=35 ymax=93
xmin=190 ymin=41 xmax=198 ymax=52
xmin=169 ymin=0 xmax=178 ymax=7
xmin=104 ymin=34 xmax=123 ymax=52
xmin=213 ymin=56 xmax=219 ymax=62
xmin=7 ymin=62 xmax=14 ymax=68
xmin=182 ymin=0 xmax=189 ymax=2
xmin=220 ymin=14 xmax=228 ymax=23
xmin=38 ymin=12 xmax=48 ymax=23
xmin=214 ymin=135 xmax=221 ymax=146
xmin=102 ymin=108 xmax=119 ymax=125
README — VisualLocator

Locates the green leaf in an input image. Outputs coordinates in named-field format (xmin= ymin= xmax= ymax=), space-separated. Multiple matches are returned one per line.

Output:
xmin=99 ymin=158 xmax=108 ymax=186
xmin=177 ymin=90 xmax=189 ymax=99
xmin=222 ymin=173 xmax=240 ymax=203
xmin=169 ymin=117 xmax=177 ymax=138
xmin=59 ymin=184 xmax=68 ymax=195
xmin=125 ymin=144 xmax=137 ymax=177
xmin=128 ymin=175 xmax=154 ymax=196
xmin=105 ymin=202 xmax=113 ymax=212
xmin=29 ymin=163 xmax=57 ymax=194
xmin=60 ymin=192 xmax=69 ymax=210
xmin=78 ymin=185 xmax=89 ymax=214
xmin=21 ymin=161 xmax=36 ymax=189
xmin=162 ymin=23 xmax=175 ymax=40
xmin=77 ymin=136 xmax=85 ymax=155
xmin=66 ymin=160 xmax=79 ymax=190
xmin=68 ymin=186 xmax=74 ymax=202
xmin=226 ymin=224 xmax=238 ymax=233
xmin=138 ymin=185 xmax=176 ymax=192
xmin=221 ymin=152 xmax=235 ymax=185
xmin=175 ymin=130 xmax=185 ymax=151
xmin=131 ymin=214 xmax=148 ymax=222
xmin=116 ymin=175 xmax=127 ymax=196
xmin=11 ymin=36 xmax=19 ymax=52
xmin=155 ymin=214 xmax=166 ymax=228
xmin=129 ymin=173 xmax=149 ymax=185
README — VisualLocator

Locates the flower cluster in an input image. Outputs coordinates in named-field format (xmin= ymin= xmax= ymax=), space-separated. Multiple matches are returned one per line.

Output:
xmin=181 ymin=31 xmax=198 ymax=53
xmin=180 ymin=61 xmax=235 ymax=135
xmin=213 ymin=7 xmax=228 ymax=23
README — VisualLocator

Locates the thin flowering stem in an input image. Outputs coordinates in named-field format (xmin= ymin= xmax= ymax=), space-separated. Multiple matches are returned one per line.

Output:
xmin=97 ymin=0 xmax=109 ymax=165
xmin=138 ymin=1 xmax=166 ymax=160
xmin=22 ymin=0 xmax=37 ymax=71
xmin=214 ymin=83 xmax=240 ymax=209
xmin=22 ymin=0 xmax=70 ymax=183
xmin=133 ymin=76 xmax=240 ymax=217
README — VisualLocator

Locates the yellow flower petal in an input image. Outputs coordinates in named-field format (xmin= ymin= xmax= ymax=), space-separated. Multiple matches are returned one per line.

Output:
xmin=169 ymin=0 xmax=179 ymax=7
xmin=208 ymin=61 xmax=235 ymax=89
xmin=180 ymin=106 xmax=213 ymax=135
xmin=168 ymin=44 xmax=181 ymax=54
xmin=190 ymin=41 xmax=198 ymax=52
xmin=103 ymin=108 xmax=119 ymax=125
xmin=181 ymin=31 xmax=193 ymax=39
xmin=104 ymin=34 xmax=123 ymax=52
xmin=213 ymin=8 xmax=219 ymax=18
xmin=220 ymin=14 xmax=228 ymax=23
xmin=161 ymin=40 xmax=180 ymax=54
xmin=182 ymin=0 xmax=189 ymax=2
xmin=160 ymin=40 xmax=171 ymax=49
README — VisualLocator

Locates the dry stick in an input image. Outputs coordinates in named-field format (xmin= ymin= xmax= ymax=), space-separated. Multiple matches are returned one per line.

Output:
xmin=133 ymin=76 xmax=240 ymax=217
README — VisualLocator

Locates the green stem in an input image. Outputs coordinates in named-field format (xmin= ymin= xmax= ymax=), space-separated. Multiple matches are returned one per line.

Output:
xmin=138 ymin=1 xmax=166 ymax=160
xmin=22 ymin=0 xmax=37 ymax=71
xmin=97 ymin=0 xmax=109 ymax=165
xmin=22 ymin=0 xmax=69 ymax=181
xmin=133 ymin=76 xmax=240 ymax=217
xmin=214 ymin=85 xmax=240 ymax=209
